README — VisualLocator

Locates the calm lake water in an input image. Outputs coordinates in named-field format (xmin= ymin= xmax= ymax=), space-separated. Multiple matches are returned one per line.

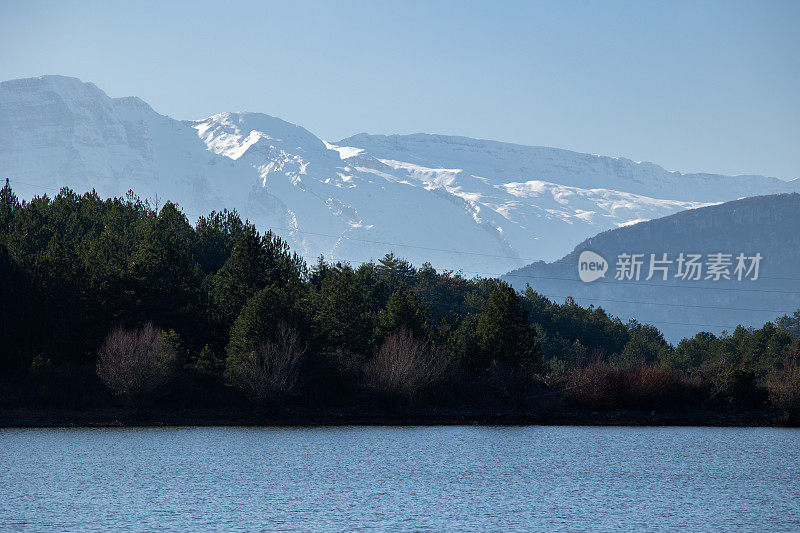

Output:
xmin=2 ymin=426 xmax=799 ymax=532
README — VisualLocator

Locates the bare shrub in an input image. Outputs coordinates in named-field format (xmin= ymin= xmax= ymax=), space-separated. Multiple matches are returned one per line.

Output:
xmin=767 ymin=357 xmax=800 ymax=422
xmin=230 ymin=323 xmax=308 ymax=403
xmin=96 ymin=323 xmax=176 ymax=405
xmin=621 ymin=365 xmax=681 ymax=406
xmin=365 ymin=328 xmax=452 ymax=400
xmin=564 ymin=361 xmax=683 ymax=410
xmin=563 ymin=359 xmax=620 ymax=409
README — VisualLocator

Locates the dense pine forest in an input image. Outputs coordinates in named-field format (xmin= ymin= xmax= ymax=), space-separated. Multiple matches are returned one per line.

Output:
xmin=1 ymin=181 xmax=799 ymax=425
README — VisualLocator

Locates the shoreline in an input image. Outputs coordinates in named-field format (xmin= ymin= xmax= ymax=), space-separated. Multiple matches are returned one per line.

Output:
xmin=0 ymin=408 xmax=788 ymax=429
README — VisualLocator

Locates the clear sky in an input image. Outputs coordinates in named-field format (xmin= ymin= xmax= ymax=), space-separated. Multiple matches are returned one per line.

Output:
xmin=1 ymin=0 xmax=798 ymax=178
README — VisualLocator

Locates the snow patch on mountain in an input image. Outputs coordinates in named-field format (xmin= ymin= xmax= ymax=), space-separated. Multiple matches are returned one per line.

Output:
xmin=2 ymin=75 xmax=798 ymax=277
xmin=323 ymin=141 xmax=364 ymax=160
xmin=339 ymin=133 xmax=800 ymax=203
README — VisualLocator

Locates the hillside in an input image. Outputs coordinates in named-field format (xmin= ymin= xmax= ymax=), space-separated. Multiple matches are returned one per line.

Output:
xmin=503 ymin=194 xmax=800 ymax=341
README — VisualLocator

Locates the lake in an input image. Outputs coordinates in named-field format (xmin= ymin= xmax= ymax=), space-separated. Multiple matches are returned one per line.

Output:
xmin=2 ymin=426 xmax=799 ymax=531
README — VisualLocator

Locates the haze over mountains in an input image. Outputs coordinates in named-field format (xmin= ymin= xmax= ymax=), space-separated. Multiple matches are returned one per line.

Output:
xmin=504 ymin=194 xmax=800 ymax=342
xmin=2 ymin=75 xmax=798 ymax=278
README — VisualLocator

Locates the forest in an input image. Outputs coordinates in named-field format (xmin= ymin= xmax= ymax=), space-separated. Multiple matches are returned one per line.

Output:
xmin=1 ymin=181 xmax=799 ymax=425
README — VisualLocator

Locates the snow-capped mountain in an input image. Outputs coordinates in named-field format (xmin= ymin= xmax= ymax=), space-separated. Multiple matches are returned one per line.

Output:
xmin=2 ymin=75 xmax=798 ymax=276
xmin=337 ymin=133 xmax=800 ymax=203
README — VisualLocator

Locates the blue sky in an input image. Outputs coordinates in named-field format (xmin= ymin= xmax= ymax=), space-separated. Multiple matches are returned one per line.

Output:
xmin=1 ymin=0 xmax=798 ymax=178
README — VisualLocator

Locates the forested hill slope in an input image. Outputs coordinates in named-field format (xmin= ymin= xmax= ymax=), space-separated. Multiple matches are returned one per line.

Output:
xmin=503 ymin=194 xmax=800 ymax=342
xmin=2 ymin=185 xmax=799 ymax=424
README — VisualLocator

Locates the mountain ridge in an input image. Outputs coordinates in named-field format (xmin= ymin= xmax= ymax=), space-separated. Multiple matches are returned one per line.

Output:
xmin=2 ymin=74 xmax=798 ymax=276
xmin=338 ymin=133 xmax=799 ymax=202
xmin=503 ymin=193 xmax=800 ymax=341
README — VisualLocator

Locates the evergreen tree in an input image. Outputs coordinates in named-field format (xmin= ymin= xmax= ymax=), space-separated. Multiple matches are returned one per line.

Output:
xmin=310 ymin=263 xmax=382 ymax=356
xmin=777 ymin=310 xmax=800 ymax=339
xmin=471 ymin=283 xmax=542 ymax=373
xmin=194 ymin=209 xmax=245 ymax=276
xmin=379 ymin=288 xmax=428 ymax=339
xmin=309 ymin=255 xmax=330 ymax=289
xmin=210 ymin=226 xmax=304 ymax=330
xmin=377 ymin=253 xmax=416 ymax=288
xmin=0 ymin=178 xmax=19 ymax=243
xmin=225 ymin=284 xmax=305 ymax=384
xmin=0 ymin=243 xmax=33 ymax=373
xmin=614 ymin=320 xmax=672 ymax=368
xmin=668 ymin=331 xmax=718 ymax=370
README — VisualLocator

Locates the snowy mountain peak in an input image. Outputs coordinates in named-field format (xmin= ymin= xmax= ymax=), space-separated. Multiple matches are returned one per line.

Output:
xmin=1 ymin=75 xmax=155 ymax=118
xmin=193 ymin=112 xmax=331 ymax=161
xmin=1 ymin=74 xmax=105 ymax=99
xmin=2 ymin=75 xmax=799 ymax=276
xmin=113 ymin=95 xmax=156 ymax=114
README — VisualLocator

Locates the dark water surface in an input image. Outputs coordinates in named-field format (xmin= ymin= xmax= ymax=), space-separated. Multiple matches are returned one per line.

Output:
xmin=2 ymin=426 xmax=799 ymax=531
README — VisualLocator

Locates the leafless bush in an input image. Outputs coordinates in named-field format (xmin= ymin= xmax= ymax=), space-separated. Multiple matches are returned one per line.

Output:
xmin=622 ymin=365 xmax=680 ymax=405
xmin=231 ymin=323 xmax=308 ymax=403
xmin=96 ymin=323 xmax=176 ymax=405
xmin=564 ymin=359 xmax=620 ymax=409
xmin=364 ymin=328 xmax=452 ymax=400
xmin=564 ymin=360 xmax=683 ymax=410
xmin=767 ymin=357 xmax=800 ymax=422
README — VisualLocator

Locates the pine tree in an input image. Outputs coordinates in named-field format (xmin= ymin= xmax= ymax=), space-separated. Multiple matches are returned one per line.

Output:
xmin=210 ymin=226 xmax=304 ymax=330
xmin=379 ymin=289 xmax=428 ymax=339
xmin=226 ymin=285 xmax=300 ymax=360
xmin=0 ymin=178 xmax=19 ymax=244
xmin=472 ymin=283 xmax=542 ymax=373
xmin=225 ymin=284 xmax=305 ymax=386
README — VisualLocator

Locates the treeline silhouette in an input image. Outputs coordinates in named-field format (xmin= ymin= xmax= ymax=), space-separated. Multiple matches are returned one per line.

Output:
xmin=1 ymin=183 xmax=799 ymax=423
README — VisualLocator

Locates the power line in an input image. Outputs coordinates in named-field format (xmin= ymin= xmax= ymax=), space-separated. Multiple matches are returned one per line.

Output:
xmin=300 ymin=248 xmax=798 ymax=327
xmin=631 ymin=320 xmax=743 ymax=330
xmin=271 ymin=225 xmax=800 ymax=285
xmin=494 ymin=271 xmax=800 ymax=295
xmin=9 ymin=180 xmax=800 ymax=290
xmin=281 ymin=227 xmax=528 ymax=260
xmin=278 ymin=226 xmax=800 ymax=294
xmin=302 ymin=255 xmax=799 ymax=324
xmin=11 ymin=180 xmax=800 ymax=284
xmin=7 ymin=179 xmax=64 ymax=192
xmin=529 ymin=294 xmax=794 ymax=315
xmin=6 ymin=183 xmax=797 ymax=332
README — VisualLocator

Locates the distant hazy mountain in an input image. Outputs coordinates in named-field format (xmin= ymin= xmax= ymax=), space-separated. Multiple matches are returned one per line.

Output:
xmin=503 ymin=194 xmax=800 ymax=342
xmin=2 ymin=75 xmax=798 ymax=275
